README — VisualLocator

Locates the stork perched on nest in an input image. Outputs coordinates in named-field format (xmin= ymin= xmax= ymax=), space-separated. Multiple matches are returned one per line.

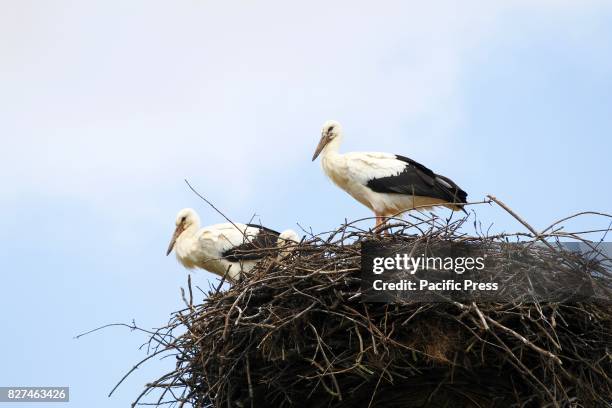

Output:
xmin=312 ymin=120 xmax=468 ymax=228
xmin=166 ymin=208 xmax=296 ymax=282
xmin=276 ymin=229 xmax=301 ymax=260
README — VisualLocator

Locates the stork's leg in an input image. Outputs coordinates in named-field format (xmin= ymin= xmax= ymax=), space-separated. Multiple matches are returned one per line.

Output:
xmin=382 ymin=215 xmax=391 ymax=235
xmin=374 ymin=214 xmax=385 ymax=234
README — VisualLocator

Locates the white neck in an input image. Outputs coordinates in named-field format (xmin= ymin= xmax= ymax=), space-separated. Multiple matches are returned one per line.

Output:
xmin=178 ymin=220 xmax=200 ymax=244
xmin=320 ymin=135 xmax=343 ymax=158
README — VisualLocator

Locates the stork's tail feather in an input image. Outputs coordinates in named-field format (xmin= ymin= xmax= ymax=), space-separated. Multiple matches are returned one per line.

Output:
xmin=435 ymin=174 xmax=468 ymax=213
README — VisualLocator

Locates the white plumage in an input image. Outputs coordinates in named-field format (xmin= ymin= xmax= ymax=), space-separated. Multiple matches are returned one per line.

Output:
xmin=312 ymin=120 xmax=468 ymax=228
xmin=277 ymin=229 xmax=301 ymax=260
xmin=166 ymin=208 xmax=284 ymax=282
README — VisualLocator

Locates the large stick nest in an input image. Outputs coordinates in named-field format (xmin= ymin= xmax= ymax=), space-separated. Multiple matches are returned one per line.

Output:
xmin=132 ymin=208 xmax=611 ymax=408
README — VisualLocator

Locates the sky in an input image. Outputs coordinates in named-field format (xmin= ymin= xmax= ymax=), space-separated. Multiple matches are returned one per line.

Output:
xmin=1 ymin=1 xmax=611 ymax=407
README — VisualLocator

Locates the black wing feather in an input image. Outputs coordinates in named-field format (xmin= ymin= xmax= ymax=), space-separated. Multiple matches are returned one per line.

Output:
xmin=222 ymin=225 xmax=280 ymax=262
xmin=366 ymin=154 xmax=467 ymax=205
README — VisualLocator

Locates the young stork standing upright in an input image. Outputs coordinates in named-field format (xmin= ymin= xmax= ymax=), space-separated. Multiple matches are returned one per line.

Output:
xmin=166 ymin=208 xmax=293 ymax=282
xmin=312 ymin=120 xmax=468 ymax=228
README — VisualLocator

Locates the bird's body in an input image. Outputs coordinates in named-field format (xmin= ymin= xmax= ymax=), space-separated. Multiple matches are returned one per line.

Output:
xmin=173 ymin=222 xmax=273 ymax=278
xmin=167 ymin=209 xmax=282 ymax=282
xmin=312 ymin=121 xmax=467 ymax=227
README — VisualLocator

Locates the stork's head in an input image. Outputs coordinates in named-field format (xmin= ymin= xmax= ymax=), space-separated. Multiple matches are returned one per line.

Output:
xmin=277 ymin=229 xmax=301 ymax=260
xmin=166 ymin=208 xmax=200 ymax=256
xmin=278 ymin=229 xmax=300 ymax=245
xmin=312 ymin=120 xmax=343 ymax=161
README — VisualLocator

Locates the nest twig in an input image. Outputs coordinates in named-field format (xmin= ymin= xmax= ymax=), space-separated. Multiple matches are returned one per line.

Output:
xmin=116 ymin=203 xmax=611 ymax=408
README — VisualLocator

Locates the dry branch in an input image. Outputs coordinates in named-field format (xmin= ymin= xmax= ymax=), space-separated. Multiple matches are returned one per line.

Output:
xmin=121 ymin=206 xmax=611 ymax=407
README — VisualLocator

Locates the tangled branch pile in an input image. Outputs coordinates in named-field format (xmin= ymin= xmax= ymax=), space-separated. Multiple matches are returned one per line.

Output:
xmin=132 ymin=210 xmax=611 ymax=408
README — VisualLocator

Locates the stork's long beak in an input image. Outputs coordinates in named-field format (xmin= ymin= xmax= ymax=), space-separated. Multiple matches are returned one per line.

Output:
xmin=312 ymin=133 xmax=330 ymax=161
xmin=166 ymin=224 xmax=184 ymax=256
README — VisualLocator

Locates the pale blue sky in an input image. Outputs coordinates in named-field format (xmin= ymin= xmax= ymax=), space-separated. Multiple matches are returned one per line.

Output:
xmin=1 ymin=1 xmax=611 ymax=407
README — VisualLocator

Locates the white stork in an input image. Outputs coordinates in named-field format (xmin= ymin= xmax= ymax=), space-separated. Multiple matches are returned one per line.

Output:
xmin=166 ymin=208 xmax=290 ymax=282
xmin=276 ymin=229 xmax=301 ymax=260
xmin=312 ymin=120 xmax=468 ymax=228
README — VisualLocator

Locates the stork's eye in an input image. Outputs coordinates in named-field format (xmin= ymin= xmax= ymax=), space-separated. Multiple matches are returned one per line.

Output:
xmin=181 ymin=216 xmax=186 ymax=222
xmin=328 ymin=126 xmax=334 ymax=133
